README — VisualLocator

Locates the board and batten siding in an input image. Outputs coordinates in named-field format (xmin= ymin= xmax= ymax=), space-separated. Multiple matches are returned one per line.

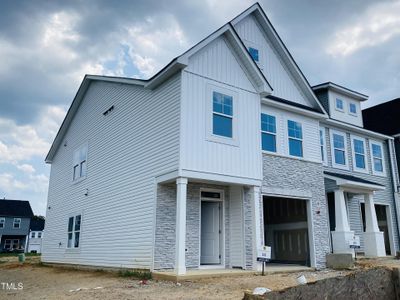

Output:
xmin=261 ymin=104 xmax=321 ymax=163
xmin=180 ymin=35 xmax=262 ymax=182
xmin=42 ymin=74 xmax=181 ymax=269
xmin=234 ymin=15 xmax=310 ymax=107
xmin=322 ymin=125 xmax=399 ymax=252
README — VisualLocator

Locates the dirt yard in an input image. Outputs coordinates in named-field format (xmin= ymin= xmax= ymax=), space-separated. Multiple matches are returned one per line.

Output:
xmin=0 ymin=256 xmax=398 ymax=300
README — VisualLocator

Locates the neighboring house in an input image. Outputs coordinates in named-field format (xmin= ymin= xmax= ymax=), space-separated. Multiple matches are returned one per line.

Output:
xmin=313 ymin=83 xmax=400 ymax=257
xmin=42 ymin=3 xmax=400 ymax=275
xmin=27 ymin=218 xmax=45 ymax=253
xmin=363 ymin=98 xmax=400 ymax=181
xmin=0 ymin=199 xmax=34 ymax=253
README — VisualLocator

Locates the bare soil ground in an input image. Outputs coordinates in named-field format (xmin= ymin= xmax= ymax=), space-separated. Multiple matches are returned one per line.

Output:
xmin=0 ymin=256 xmax=398 ymax=300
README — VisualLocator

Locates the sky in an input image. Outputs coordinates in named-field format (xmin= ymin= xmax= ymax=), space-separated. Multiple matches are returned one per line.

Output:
xmin=0 ymin=0 xmax=399 ymax=215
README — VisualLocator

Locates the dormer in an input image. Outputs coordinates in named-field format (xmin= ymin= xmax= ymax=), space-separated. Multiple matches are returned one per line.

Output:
xmin=312 ymin=82 xmax=368 ymax=127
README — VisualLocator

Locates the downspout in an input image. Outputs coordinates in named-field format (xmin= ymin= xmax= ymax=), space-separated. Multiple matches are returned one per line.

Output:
xmin=388 ymin=138 xmax=400 ymax=251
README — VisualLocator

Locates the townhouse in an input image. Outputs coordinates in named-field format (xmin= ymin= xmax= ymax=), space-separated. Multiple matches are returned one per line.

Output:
xmin=42 ymin=3 xmax=400 ymax=276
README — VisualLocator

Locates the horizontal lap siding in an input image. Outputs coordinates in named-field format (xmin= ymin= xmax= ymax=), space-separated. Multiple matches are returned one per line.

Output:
xmin=323 ymin=126 xmax=399 ymax=252
xmin=42 ymin=75 xmax=181 ymax=268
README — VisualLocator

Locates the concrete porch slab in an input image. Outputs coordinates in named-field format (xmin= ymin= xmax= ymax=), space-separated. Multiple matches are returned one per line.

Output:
xmin=153 ymin=264 xmax=313 ymax=282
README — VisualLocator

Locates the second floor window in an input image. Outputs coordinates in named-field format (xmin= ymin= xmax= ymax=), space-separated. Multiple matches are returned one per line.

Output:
xmin=353 ymin=138 xmax=366 ymax=170
xmin=38 ymin=232 xmax=42 ymax=238
xmin=73 ymin=144 xmax=88 ymax=181
xmin=0 ymin=218 xmax=4 ymax=228
xmin=261 ymin=113 xmax=276 ymax=152
xmin=13 ymin=218 xmax=21 ymax=229
xmin=31 ymin=232 xmax=36 ymax=238
xmin=371 ymin=142 xmax=384 ymax=174
xmin=288 ymin=120 xmax=303 ymax=157
xmin=213 ymin=91 xmax=233 ymax=138
xmin=67 ymin=214 xmax=81 ymax=248
xmin=333 ymin=133 xmax=346 ymax=166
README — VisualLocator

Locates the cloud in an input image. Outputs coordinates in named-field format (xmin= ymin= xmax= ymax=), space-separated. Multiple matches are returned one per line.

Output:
xmin=327 ymin=2 xmax=400 ymax=56
xmin=0 ymin=173 xmax=28 ymax=194
xmin=17 ymin=164 xmax=36 ymax=174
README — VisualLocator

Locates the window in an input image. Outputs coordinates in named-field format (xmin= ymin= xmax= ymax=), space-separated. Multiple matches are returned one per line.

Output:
xmin=31 ymin=232 xmax=36 ymax=238
xmin=331 ymin=131 xmax=348 ymax=168
xmin=287 ymin=120 xmax=303 ymax=157
xmin=248 ymin=47 xmax=259 ymax=62
xmin=335 ymin=98 xmax=344 ymax=111
xmin=349 ymin=103 xmax=357 ymax=115
xmin=351 ymin=136 xmax=367 ymax=172
xmin=73 ymin=144 xmax=88 ymax=181
xmin=38 ymin=232 xmax=42 ymax=238
xmin=320 ymin=128 xmax=327 ymax=164
xmin=261 ymin=113 xmax=276 ymax=152
xmin=0 ymin=218 xmax=4 ymax=229
xmin=67 ymin=215 xmax=81 ymax=248
xmin=370 ymin=141 xmax=385 ymax=175
xmin=212 ymin=91 xmax=233 ymax=138
xmin=13 ymin=218 xmax=21 ymax=229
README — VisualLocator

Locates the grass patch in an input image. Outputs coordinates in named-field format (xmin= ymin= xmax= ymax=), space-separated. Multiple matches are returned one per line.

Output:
xmin=118 ymin=269 xmax=152 ymax=280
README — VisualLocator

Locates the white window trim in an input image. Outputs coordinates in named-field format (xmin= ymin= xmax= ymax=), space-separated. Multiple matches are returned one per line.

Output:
xmin=348 ymin=102 xmax=357 ymax=116
xmin=72 ymin=142 xmax=88 ymax=183
xmin=369 ymin=140 xmax=386 ymax=176
xmin=286 ymin=119 xmax=304 ymax=158
xmin=31 ymin=232 xmax=36 ymax=238
xmin=350 ymin=134 xmax=369 ymax=174
xmin=66 ymin=213 xmax=82 ymax=251
xmin=330 ymin=129 xmax=349 ymax=170
xmin=13 ymin=218 xmax=21 ymax=229
xmin=320 ymin=127 xmax=328 ymax=166
xmin=261 ymin=113 xmax=277 ymax=154
xmin=205 ymin=83 xmax=239 ymax=147
xmin=0 ymin=217 xmax=4 ymax=228
xmin=335 ymin=98 xmax=345 ymax=112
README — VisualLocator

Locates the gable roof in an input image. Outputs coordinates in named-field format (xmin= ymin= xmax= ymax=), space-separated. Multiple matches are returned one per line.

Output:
xmin=230 ymin=3 xmax=328 ymax=116
xmin=30 ymin=218 xmax=45 ymax=231
xmin=0 ymin=199 xmax=34 ymax=218
xmin=363 ymin=98 xmax=400 ymax=135
xmin=45 ymin=10 xmax=275 ymax=163
xmin=312 ymin=82 xmax=369 ymax=101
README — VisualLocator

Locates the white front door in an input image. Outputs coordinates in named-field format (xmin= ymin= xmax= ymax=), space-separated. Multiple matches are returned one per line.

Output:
xmin=201 ymin=201 xmax=221 ymax=265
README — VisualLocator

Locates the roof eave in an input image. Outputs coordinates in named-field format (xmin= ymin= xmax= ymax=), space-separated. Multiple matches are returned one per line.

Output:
xmin=312 ymin=82 xmax=368 ymax=101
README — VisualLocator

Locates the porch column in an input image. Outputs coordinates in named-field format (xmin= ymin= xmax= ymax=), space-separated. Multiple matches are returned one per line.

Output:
xmin=250 ymin=186 xmax=262 ymax=270
xmin=175 ymin=177 xmax=188 ymax=275
xmin=331 ymin=189 xmax=354 ymax=255
xmin=363 ymin=193 xmax=386 ymax=257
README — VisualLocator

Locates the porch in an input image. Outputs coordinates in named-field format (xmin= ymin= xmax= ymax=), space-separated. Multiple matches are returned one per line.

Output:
xmin=324 ymin=172 xmax=391 ymax=257
xmin=154 ymin=177 xmax=264 ymax=275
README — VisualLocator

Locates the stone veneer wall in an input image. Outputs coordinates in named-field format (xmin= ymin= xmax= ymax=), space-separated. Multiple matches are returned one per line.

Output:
xmin=262 ymin=154 xmax=331 ymax=268
xmin=154 ymin=182 xmax=232 ymax=270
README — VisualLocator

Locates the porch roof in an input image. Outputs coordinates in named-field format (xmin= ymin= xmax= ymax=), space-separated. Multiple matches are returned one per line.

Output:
xmin=324 ymin=171 xmax=385 ymax=192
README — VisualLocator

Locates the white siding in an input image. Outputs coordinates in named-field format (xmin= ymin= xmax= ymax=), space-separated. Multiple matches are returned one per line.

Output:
xmin=328 ymin=90 xmax=363 ymax=127
xmin=234 ymin=15 xmax=311 ymax=107
xmin=261 ymin=104 xmax=322 ymax=163
xmin=229 ymin=186 xmax=244 ymax=268
xmin=186 ymin=36 xmax=255 ymax=92
xmin=180 ymin=71 xmax=262 ymax=181
xmin=42 ymin=74 xmax=181 ymax=269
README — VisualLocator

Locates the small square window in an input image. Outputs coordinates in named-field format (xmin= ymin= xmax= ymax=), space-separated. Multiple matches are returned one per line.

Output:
xmin=248 ymin=47 xmax=259 ymax=62
xmin=349 ymin=103 xmax=357 ymax=114
xmin=0 ymin=218 xmax=4 ymax=228
xmin=38 ymin=232 xmax=42 ymax=238
xmin=336 ymin=98 xmax=344 ymax=111
xmin=13 ymin=218 xmax=21 ymax=229
xmin=31 ymin=232 xmax=36 ymax=238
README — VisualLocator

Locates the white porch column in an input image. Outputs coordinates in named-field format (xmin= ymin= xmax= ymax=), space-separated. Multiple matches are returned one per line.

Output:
xmin=363 ymin=193 xmax=386 ymax=257
xmin=175 ymin=177 xmax=188 ymax=275
xmin=250 ymin=186 xmax=262 ymax=270
xmin=331 ymin=189 xmax=354 ymax=255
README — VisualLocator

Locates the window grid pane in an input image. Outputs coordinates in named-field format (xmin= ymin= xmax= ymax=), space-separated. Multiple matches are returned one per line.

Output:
xmin=213 ymin=92 xmax=232 ymax=116
xmin=288 ymin=120 xmax=302 ymax=139
xmin=289 ymin=139 xmax=303 ymax=157
xmin=262 ymin=133 xmax=276 ymax=152
xmin=334 ymin=149 xmax=346 ymax=165
xmin=213 ymin=114 xmax=232 ymax=138
xmin=350 ymin=103 xmax=357 ymax=114
xmin=261 ymin=114 xmax=276 ymax=133
xmin=248 ymin=47 xmax=259 ymax=62
xmin=336 ymin=98 xmax=343 ymax=110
